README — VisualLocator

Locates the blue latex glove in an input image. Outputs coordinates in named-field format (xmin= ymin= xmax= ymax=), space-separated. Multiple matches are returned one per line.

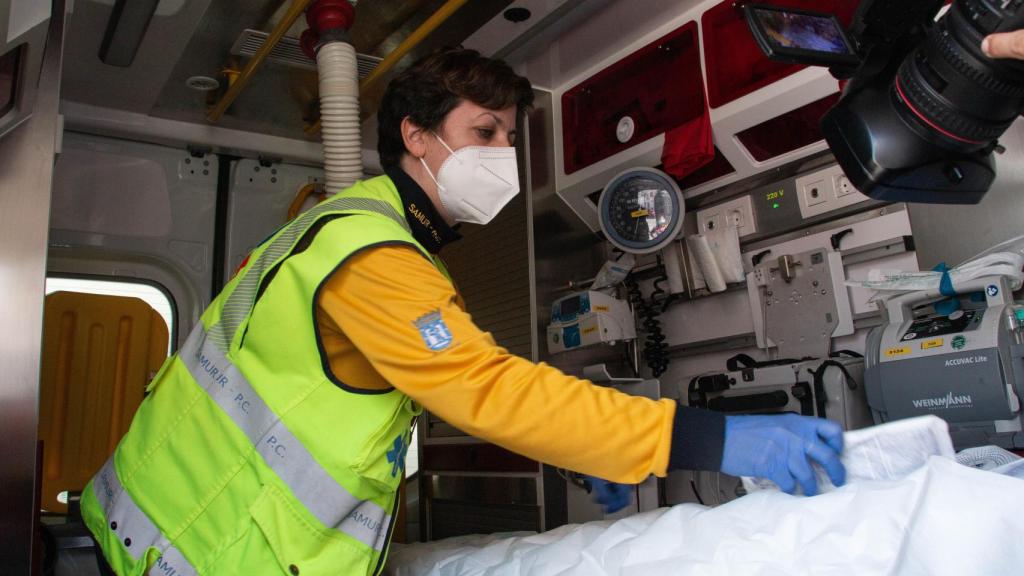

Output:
xmin=720 ymin=413 xmax=846 ymax=496
xmin=583 ymin=475 xmax=632 ymax=514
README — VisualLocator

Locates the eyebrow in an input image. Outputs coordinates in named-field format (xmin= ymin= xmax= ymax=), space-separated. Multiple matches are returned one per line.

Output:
xmin=476 ymin=112 xmax=504 ymax=125
xmin=476 ymin=112 xmax=517 ymax=138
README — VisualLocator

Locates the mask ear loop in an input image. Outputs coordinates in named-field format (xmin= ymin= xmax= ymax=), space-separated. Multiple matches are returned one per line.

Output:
xmin=419 ymin=131 xmax=460 ymax=192
xmin=419 ymin=156 xmax=444 ymax=191
xmin=430 ymin=131 xmax=457 ymax=156
xmin=419 ymin=152 xmax=461 ymax=219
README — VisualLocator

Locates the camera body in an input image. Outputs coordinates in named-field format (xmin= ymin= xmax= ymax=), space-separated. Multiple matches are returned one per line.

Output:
xmin=746 ymin=1 xmax=1024 ymax=204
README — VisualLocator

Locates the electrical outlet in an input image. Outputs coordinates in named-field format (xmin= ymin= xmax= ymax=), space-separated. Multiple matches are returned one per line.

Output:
xmin=794 ymin=165 xmax=871 ymax=219
xmin=697 ymin=195 xmax=757 ymax=237
xmin=803 ymin=178 xmax=829 ymax=206
xmin=701 ymin=210 xmax=724 ymax=233
xmin=726 ymin=207 xmax=744 ymax=228
xmin=834 ymin=173 xmax=856 ymax=197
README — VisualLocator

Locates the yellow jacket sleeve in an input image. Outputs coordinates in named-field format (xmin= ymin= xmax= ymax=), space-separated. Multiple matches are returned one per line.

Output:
xmin=317 ymin=245 xmax=676 ymax=483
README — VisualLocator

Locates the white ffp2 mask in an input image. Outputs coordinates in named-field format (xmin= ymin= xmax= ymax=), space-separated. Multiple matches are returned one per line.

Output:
xmin=419 ymin=134 xmax=520 ymax=225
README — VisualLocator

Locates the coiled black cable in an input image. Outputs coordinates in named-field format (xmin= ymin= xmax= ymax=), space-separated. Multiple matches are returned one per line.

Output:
xmin=651 ymin=256 xmax=668 ymax=305
xmin=625 ymin=262 xmax=670 ymax=378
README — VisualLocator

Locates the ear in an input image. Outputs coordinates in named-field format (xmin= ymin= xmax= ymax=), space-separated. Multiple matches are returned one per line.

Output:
xmin=401 ymin=116 xmax=429 ymax=159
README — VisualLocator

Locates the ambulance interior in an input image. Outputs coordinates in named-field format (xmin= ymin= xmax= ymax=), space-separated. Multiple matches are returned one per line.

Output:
xmin=5 ymin=0 xmax=1024 ymax=574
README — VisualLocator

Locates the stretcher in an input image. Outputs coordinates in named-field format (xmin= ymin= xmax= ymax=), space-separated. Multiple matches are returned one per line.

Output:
xmin=387 ymin=419 xmax=1024 ymax=576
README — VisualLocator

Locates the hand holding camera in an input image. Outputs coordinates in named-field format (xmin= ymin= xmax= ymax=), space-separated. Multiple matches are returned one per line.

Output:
xmin=984 ymin=30 xmax=1024 ymax=60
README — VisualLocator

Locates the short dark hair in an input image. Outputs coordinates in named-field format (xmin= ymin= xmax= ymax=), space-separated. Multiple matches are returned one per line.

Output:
xmin=377 ymin=48 xmax=534 ymax=168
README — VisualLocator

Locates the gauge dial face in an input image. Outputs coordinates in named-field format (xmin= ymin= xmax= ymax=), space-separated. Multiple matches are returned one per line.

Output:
xmin=599 ymin=170 xmax=683 ymax=253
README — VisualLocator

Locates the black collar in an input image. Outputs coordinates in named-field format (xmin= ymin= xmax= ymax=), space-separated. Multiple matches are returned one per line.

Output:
xmin=386 ymin=166 xmax=461 ymax=254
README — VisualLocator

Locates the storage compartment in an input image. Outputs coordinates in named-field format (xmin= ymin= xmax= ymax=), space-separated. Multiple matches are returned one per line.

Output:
xmin=561 ymin=21 xmax=704 ymax=175
xmin=702 ymin=0 xmax=857 ymax=108
xmin=677 ymin=146 xmax=735 ymax=189
xmin=736 ymin=93 xmax=840 ymax=161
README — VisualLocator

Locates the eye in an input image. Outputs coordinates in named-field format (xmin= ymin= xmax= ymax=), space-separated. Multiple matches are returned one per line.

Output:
xmin=475 ymin=127 xmax=495 ymax=140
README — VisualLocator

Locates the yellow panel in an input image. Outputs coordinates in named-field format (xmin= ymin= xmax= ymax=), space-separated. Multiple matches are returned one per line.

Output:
xmin=38 ymin=292 xmax=169 ymax=513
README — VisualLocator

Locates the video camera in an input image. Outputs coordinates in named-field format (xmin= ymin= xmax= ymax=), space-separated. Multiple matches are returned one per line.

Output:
xmin=744 ymin=1 xmax=1024 ymax=204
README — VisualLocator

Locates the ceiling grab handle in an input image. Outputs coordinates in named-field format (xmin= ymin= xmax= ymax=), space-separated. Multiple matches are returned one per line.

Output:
xmin=207 ymin=0 xmax=314 ymax=123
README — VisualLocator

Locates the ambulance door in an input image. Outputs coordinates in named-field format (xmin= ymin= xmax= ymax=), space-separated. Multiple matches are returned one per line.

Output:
xmin=37 ymin=282 xmax=172 ymax=514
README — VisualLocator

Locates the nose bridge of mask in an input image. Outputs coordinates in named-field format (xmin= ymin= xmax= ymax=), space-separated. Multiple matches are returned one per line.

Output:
xmin=447 ymin=143 xmax=514 ymax=169
xmin=474 ymin=148 xmax=517 ymax=184
xmin=446 ymin=147 xmax=515 ymax=182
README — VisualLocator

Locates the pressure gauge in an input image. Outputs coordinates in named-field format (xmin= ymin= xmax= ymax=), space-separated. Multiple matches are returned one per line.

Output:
xmin=597 ymin=167 xmax=685 ymax=254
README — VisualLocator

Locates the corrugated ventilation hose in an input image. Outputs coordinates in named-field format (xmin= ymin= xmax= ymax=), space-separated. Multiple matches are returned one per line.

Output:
xmin=316 ymin=40 xmax=362 ymax=192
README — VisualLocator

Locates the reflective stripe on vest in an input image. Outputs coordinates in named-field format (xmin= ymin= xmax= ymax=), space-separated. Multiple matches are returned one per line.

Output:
xmin=208 ymin=196 xmax=409 ymax=352
xmin=90 ymin=194 xmax=407 ymax=573
xmin=179 ymin=324 xmax=391 ymax=551
xmin=93 ymin=458 xmax=198 ymax=576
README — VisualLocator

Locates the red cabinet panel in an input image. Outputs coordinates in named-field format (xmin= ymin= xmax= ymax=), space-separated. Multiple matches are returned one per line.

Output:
xmin=562 ymin=21 xmax=704 ymax=175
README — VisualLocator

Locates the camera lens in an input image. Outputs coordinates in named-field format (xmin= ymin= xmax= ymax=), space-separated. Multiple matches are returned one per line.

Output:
xmin=894 ymin=0 xmax=1024 ymax=152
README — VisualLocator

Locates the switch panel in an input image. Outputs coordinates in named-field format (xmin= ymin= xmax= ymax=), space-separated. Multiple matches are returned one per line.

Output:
xmin=795 ymin=164 xmax=871 ymax=219
xmin=697 ymin=195 xmax=757 ymax=237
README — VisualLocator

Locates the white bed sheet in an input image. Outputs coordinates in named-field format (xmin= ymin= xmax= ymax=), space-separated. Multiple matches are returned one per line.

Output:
xmin=387 ymin=456 xmax=1024 ymax=576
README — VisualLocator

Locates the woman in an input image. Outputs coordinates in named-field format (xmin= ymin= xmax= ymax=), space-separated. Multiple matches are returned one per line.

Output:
xmin=84 ymin=48 xmax=844 ymax=576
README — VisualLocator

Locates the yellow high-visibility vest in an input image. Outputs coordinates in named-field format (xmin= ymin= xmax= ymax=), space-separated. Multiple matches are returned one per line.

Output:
xmin=82 ymin=175 xmax=436 ymax=576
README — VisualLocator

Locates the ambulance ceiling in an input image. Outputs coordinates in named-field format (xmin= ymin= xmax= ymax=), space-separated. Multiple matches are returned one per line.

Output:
xmin=60 ymin=0 xmax=842 ymax=200
xmin=60 ymin=0 xmax=524 ymax=142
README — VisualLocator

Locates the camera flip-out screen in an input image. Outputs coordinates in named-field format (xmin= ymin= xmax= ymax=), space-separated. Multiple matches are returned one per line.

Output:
xmin=744 ymin=4 xmax=859 ymax=66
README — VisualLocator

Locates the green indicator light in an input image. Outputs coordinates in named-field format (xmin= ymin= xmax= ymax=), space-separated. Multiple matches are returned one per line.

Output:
xmin=772 ymin=202 xmax=780 ymax=209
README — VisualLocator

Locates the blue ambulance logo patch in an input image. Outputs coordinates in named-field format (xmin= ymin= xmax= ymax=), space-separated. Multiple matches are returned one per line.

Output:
xmin=386 ymin=434 xmax=408 ymax=478
xmin=414 ymin=310 xmax=453 ymax=351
